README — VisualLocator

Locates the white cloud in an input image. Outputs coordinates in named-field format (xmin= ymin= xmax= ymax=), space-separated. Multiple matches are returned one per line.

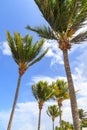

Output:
xmin=30 ymin=75 xmax=67 ymax=85
xmin=0 ymin=101 xmax=73 ymax=130
xmin=0 ymin=42 xmax=11 ymax=56
xmin=43 ymin=40 xmax=87 ymax=69
xmin=44 ymin=40 xmax=64 ymax=65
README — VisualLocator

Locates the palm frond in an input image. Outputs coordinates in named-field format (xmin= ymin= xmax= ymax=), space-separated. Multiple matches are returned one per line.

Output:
xmin=71 ymin=0 xmax=87 ymax=31
xmin=28 ymin=47 xmax=49 ymax=67
xmin=34 ymin=0 xmax=87 ymax=37
xmin=6 ymin=31 xmax=19 ymax=64
xmin=71 ymin=30 xmax=87 ymax=44
xmin=34 ymin=0 xmax=69 ymax=32
xmin=26 ymin=25 xmax=56 ymax=40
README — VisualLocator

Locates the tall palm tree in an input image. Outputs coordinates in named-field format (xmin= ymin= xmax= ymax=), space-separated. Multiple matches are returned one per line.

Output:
xmin=47 ymin=105 xmax=59 ymax=130
xmin=52 ymin=80 xmax=69 ymax=130
xmin=26 ymin=0 xmax=87 ymax=129
xmin=6 ymin=31 xmax=49 ymax=130
xmin=32 ymin=81 xmax=53 ymax=130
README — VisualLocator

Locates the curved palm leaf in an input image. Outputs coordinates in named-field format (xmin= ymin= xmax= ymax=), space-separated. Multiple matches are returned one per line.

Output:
xmin=26 ymin=25 xmax=56 ymax=40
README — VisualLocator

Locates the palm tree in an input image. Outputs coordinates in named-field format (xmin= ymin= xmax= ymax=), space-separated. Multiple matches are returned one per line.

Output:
xmin=52 ymin=80 xmax=69 ymax=130
xmin=6 ymin=31 xmax=49 ymax=130
xmin=56 ymin=120 xmax=74 ymax=130
xmin=26 ymin=0 xmax=87 ymax=129
xmin=32 ymin=81 xmax=53 ymax=130
xmin=61 ymin=120 xmax=74 ymax=130
xmin=47 ymin=105 xmax=59 ymax=130
xmin=79 ymin=109 xmax=87 ymax=121
xmin=78 ymin=109 xmax=87 ymax=129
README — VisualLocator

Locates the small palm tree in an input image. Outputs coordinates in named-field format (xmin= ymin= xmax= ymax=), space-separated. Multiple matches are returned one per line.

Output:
xmin=26 ymin=1 xmax=87 ymax=129
xmin=62 ymin=120 xmax=74 ymax=130
xmin=6 ymin=31 xmax=49 ymax=130
xmin=52 ymin=80 xmax=69 ymax=130
xmin=47 ymin=105 xmax=59 ymax=130
xmin=32 ymin=81 xmax=53 ymax=130
xmin=78 ymin=109 xmax=87 ymax=129
xmin=79 ymin=109 xmax=87 ymax=120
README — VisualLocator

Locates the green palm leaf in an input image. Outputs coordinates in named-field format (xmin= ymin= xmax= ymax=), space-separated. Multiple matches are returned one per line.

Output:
xmin=6 ymin=31 xmax=49 ymax=74
xmin=26 ymin=25 xmax=56 ymax=40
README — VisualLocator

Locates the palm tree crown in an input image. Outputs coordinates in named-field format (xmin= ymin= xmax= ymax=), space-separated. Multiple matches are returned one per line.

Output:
xmin=6 ymin=31 xmax=49 ymax=76
xmin=26 ymin=0 xmax=87 ymax=49
xmin=79 ymin=109 xmax=87 ymax=120
xmin=47 ymin=105 xmax=59 ymax=121
xmin=53 ymin=80 xmax=69 ymax=102
xmin=32 ymin=81 xmax=53 ymax=105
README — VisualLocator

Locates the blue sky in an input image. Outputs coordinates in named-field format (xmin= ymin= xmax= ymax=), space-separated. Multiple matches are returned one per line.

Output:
xmin=0 ymin=0 xmax=87 ymax=130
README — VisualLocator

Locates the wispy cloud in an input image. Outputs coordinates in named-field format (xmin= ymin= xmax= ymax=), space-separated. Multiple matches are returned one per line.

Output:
xmin=44 ymin=40 xmax=64 ymax=65
xmin=0 ymin=101 xmax=73 ymax=130
xmin=0 ymin=42 xmax=11 ymax=56
xmin=1 ymin=97 xmax=87 ymax=130
xmin=30 ymin=75 xmax=67 ymax=85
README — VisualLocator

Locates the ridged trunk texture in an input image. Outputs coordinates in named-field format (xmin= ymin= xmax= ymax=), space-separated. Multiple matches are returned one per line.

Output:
xmin=7 ymin=74 xmax=22 ymax=130
xmin=63 ymin=50 xmax=80 ymax=130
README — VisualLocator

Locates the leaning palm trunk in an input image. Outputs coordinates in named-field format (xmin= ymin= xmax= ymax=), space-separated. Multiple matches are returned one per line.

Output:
xmin=7 ymin=74 xmax=22 ymax=130
xmin=63 ymin=50 xmax=80 ymax=130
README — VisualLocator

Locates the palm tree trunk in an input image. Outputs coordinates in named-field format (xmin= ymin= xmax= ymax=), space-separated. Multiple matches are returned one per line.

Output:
xmin=63 ymin=50 xmax=80 ymax=130
xmin=7 ymin=74 xmax=22 ymax=130
xmin=38 ymin=108 xmax=42 ymax=130
xmin=52 ymin=120 xmax=54 ymax=130
xmin=59 ymin=106 xmax=62 ymax=130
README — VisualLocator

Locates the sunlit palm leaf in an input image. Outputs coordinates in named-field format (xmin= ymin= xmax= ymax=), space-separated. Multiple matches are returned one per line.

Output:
xmin=6 ymin=31 xmax=49 ymax=73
